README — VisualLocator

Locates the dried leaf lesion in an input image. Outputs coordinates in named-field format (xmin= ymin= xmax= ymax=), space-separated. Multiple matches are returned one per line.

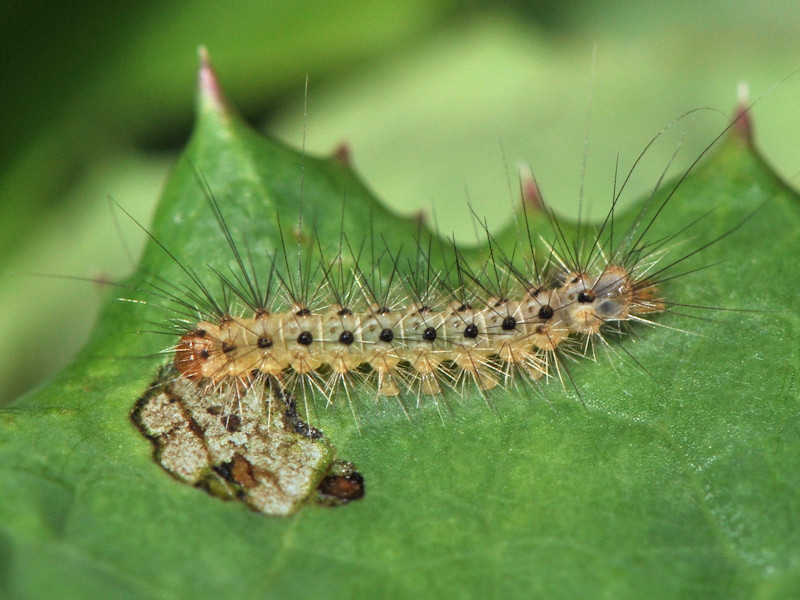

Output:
xmin=132 ymin=368 xmax=364 ymax=516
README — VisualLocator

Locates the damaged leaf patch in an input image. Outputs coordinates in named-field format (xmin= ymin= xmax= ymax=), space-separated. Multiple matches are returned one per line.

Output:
xmin=132 ymin=369 xmax=364 ymax=516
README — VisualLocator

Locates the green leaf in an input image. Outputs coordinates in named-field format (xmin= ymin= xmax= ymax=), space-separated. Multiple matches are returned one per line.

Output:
xmin=1 ymin=58 xmax=798 ymax=600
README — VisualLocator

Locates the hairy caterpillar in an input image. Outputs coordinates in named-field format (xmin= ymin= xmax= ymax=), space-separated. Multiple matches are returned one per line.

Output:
xmin=120 ymin=53 xmax=784 ymax=515
xmin=169 ymin=206 xmax=664 ymax=403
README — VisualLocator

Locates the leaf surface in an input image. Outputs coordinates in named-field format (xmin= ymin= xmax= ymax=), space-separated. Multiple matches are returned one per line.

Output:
xmin=0 ymin=61 xmax=798 ymax=600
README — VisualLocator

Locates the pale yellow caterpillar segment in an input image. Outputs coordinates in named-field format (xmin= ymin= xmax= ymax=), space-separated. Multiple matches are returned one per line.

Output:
xmin=172 ymin=260 xmax=662 ymax=400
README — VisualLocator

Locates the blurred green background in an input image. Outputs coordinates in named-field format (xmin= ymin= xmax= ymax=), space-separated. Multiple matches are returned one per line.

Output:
xmin=1 ymin=0 xmax=799 ymax=405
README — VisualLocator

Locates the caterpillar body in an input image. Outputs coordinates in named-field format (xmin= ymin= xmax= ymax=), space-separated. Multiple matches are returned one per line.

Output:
xmin=172 ymin=254 xmax=663 ymax=401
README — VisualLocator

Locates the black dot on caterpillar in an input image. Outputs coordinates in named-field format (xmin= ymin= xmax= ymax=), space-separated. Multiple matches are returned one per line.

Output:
xmin=64 ymin=52 xmax=798 ymax=516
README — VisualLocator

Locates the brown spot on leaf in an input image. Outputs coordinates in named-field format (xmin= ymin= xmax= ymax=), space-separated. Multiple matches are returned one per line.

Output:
xmin=331 ymin=141 xmax=351 ymax=166
xmin=223 ymin=413 xmax=241 ymax=432
xmin=317 ymin=460 xmax=365 ymax=507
